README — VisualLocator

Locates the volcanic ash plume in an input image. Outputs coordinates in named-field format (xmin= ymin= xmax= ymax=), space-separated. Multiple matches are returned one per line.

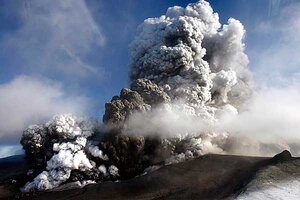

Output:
xmin=123 ymin=0 xmax=252 ymax=160
xmin=20 ymin=0 xmax=253 ymax=191
xmin=21 ymin=115 xmax=118 ymax=191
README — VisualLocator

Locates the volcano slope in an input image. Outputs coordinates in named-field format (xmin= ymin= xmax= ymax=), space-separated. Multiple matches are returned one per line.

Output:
xmin=0 ymin=150 xmax=297 ymax=200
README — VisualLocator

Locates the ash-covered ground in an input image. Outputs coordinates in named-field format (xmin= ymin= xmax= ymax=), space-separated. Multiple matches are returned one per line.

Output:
xmin=1 ymin=150 xmax=300 ymax=200
xmin=2 ymin=0 xmax=299 ymax=199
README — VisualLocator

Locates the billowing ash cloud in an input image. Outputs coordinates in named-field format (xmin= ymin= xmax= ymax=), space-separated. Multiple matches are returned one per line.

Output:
xmin=122 ymin=0 xmax=252 ymax=159
xmin=129 ymin=1 xmax=252 ymax=109
xmin=20 ymin=0 xmax=255 ymax=191
xmin=21 ymin=115 xmax=118 ymax=191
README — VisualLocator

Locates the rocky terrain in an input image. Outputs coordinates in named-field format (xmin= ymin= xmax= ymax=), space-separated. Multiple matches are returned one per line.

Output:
xmin=0 ymin=150 xmax=298 ymax=200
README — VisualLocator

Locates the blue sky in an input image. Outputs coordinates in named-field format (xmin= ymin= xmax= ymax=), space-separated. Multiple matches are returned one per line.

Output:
xmin=0 ymin=0 xmax=299 ymax=157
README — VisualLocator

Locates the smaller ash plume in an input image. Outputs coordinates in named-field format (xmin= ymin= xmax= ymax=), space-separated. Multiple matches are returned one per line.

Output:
xmin=21 ymin=115 xmax=118 ymax=191
xmin=20 ymin=0 xmax=257 ymax=191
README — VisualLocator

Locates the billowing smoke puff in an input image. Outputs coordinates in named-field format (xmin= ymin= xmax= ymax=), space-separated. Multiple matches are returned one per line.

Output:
xmin=20 ymin=0 xmax=253 ymax=191
xmin=21 ymin=115 xmax=118 ymax=192
xmin=119 ymin=0 xmax=252 ymax=162
xmin=129 ymin=1 xmax=252 ymax=109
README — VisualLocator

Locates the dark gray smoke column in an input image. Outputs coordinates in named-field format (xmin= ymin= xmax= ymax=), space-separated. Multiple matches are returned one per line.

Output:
xmin=101 ymin=79 xmax=172 ymax=178
xmin=102 ymin=0 xmax=252 ymax=177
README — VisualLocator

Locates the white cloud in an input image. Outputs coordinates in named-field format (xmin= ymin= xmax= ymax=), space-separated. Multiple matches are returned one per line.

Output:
xmin=213 ymin=82 xmax=300 ymax=156
xmin=0 ymin=75 xmax=90 ymax=144
xmin=222 ymin=85 xmax=300 ymax=140
xmin=2 ymin=0 xmax=105 ymax=79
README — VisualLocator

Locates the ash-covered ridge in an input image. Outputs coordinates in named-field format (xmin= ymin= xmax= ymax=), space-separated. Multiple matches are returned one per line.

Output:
xmin=20 ymin=0 xmax=253 ymax=192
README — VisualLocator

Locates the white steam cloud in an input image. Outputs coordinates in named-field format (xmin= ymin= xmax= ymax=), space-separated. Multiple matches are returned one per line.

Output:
xmin=0 ymin=75 xmax=90 ymax=145
xmin=123 ymin=88 xmax=300 ymax=157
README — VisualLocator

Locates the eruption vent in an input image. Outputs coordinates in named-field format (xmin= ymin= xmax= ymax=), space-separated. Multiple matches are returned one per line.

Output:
xmin=20 ymin=0 xmax=252 ymax=191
